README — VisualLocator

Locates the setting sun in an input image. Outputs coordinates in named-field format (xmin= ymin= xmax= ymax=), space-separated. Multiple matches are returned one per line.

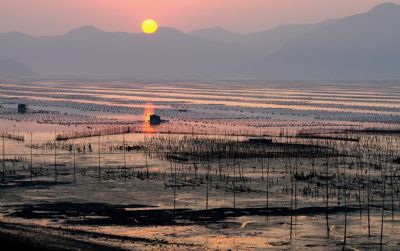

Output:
xmin=141 ymin=19 xmax=158 ymax=34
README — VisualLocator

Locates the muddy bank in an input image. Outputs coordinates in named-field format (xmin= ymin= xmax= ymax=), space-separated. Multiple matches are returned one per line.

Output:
xmin=0 ymin=222 xmax=126 ymax=251
xmin=7 ymin=202 xmax=360 ymax=227
xmin=0 ymin=221 xmax=196 ymax=251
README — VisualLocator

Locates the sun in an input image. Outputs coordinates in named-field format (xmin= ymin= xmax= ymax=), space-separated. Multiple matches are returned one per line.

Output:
xmin=141 ymin=19 xmax=158 ymax=34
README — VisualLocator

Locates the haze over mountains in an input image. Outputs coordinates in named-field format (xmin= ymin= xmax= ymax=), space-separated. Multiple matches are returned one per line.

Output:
xmin=0 ymin=3 xmax=399 ymax=80
xmin=190 ymin=20 xmax=337 ymax=55
xmin=0 ymin=59 xmax=33 ymax=77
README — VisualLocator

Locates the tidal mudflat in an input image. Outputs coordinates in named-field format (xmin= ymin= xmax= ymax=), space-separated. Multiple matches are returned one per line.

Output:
xmin=1 ymin=80 xmax=400 ymax=250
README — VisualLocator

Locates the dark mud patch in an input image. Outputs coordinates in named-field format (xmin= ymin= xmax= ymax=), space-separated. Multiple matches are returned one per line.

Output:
xmin=8 ymin=202 xmax=360 ymax=227
xmin=1 ymin=180 xmax=71 ymax=190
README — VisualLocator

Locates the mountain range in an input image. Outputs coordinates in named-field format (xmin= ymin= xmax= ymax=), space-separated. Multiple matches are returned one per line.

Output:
xmin=0 ymin=3 xmax=399 ymax=80
xmin=0 ymin=59 xmax=33 ymax=77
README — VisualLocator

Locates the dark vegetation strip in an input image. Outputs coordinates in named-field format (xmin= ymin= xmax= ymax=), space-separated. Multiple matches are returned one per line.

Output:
xmin=8 ymin=202 xmax=360 ymax=227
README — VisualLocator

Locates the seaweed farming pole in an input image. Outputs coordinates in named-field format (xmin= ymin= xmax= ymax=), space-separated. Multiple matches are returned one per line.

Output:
xmin=325 ymin=159 xmax=330 ymax=238
xmin=289 ymin=157 xmax=294 ymax=239
xmin=357 ymin=155 xmax=363 ymax=220
xmin=391 ymin=174 xmax=395 ymax=222
xmin=380 ymin=161 xmax=387 ymax=251
xmin=2 ymin=132 xmax=5 ymax=183
xmin=261 ymin=155 xmax=264 ymax=180
xmin=206 ymin=161 xmax=210 ymax=211
xmin=54 ymin=130 xmax=57 ymax=182
xmin=145 ymin=148 xmax=149 ymax=179
xmin=73 ymin=138 xmax=76 ymax=183
xmin=173 ymin=161 xmax=177 ymax=215
xmin=98 ymin=134 xmax=101 ymax=182
xmin=294 ymin=157 xmax=298 ymax=219
xmin=266 ymin=156 xmax=270 ymax=219
xmin=233 ymin=133 xmax=241 ymax=209
xmin=233 ymin=142 xmax=237 ymax=209
xmin=30 ymin=132 xmax=33 ymax=182
xmin=122 ymin=134 xmax=127 ymax=181
xmin=367 ymin=154 xmax=371 ymax=238
xmin=342 ymin=164 xmax=348 ymax=251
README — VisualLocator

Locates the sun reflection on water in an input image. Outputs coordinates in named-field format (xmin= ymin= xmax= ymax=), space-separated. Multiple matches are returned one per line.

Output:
xmin=142 ymin=103 xmax=156 ymax=133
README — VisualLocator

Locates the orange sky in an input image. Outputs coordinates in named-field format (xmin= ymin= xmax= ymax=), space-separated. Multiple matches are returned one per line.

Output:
xmin=1 ymin=0 xmax=399 ymax=35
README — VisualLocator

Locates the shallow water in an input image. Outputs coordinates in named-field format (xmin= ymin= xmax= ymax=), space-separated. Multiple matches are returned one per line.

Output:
xmin=1 ymin=80 xmax=400 ymax=250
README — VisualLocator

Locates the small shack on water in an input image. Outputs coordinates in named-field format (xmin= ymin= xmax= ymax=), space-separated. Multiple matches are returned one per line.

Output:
xmin=149 ymin=114 xmax=161 ymax=125
xmin=18 ymin=104 xmax=27 ymax=113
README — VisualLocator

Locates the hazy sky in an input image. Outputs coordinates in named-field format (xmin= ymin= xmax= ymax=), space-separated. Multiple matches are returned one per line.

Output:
xmin=1 ymin=0 xmax=399 ymax=35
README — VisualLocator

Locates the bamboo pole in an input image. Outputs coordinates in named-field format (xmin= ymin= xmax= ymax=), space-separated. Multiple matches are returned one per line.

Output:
xmin=30 ymin=132 xmax=33 ymax=181
xmin=2 ymin=131 xmax=5 ymax=183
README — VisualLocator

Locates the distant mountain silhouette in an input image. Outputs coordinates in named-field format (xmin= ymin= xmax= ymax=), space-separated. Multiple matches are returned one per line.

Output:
xmin=0 ymin=59 xmax=34 ymax=77
xmin=190 ymin=21 xmax=336 ymax=54
xmin=256 ymin=2 xmax=400 ymax=80
xmin=190 ymin=27 xmax=244 ymax=43
xmin=0 ymin=3 xmax=399 ymax=80
xmin=0 ymin=25 xmax=262 ymax=79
